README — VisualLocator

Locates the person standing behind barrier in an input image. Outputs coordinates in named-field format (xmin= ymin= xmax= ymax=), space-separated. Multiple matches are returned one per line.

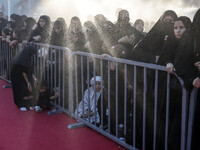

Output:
xmin=10 ymin=45 xmax=38 ymax=111
xmin=0 ymin=27 xmax=11 ymax=41
xmin=133 ymin=19 xmax=146 ymax=36
xmin=21 ymin=17 xmax=36 ymax=42
xmin=67 ymin=16 xmax=86 ymax=52
xmin=156 ymin=16 xmax=192 ymax=150
xmin=28 ymin=15 xmax=51 ymax=44
xmin=101 ymin=45 xmax=133 ymax=141
xmin=83 ymin=21 xmax=103 ymax=88
xmin=50 ymin=19 xmax=68 ymax=47
xmin=131 ymin=10 xmax=178 ymax=63
xmin=83 ymin=21 xmax=103 ymax=55
xmin=6 ymin=27 xmax=23 ymax=48
xmin=49 ymin=19 xmax=68 ymax=108
xmin=172 ymin=9 xmax=200 ymax=150
xmin=114 ymin=10 xmax=144 ymax=60
xmin=75 ymin=76 xmax=102 ymax=124
xmin=0 ymin=17 xmax=7 ymax=36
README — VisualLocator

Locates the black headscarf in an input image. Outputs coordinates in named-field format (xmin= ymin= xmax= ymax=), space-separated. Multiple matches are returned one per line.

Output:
xmin=10 ymin=14 xmax=24 ymax=29
xmin=131 ymin=10 xmax=177 ymax=63
xmin=193 ymin=9 xmax=200 ymax=60
xmin=22 ymin=17 xmax=36 ymax=40
xmin=83 ymin=21 xmax=103 ymax=54
xmin=28 ymin=15 xmax=51 ymax=43
xmin=172 ymin=13 xmax=199 ymax=90
xmin=0 ymin=17 xmax=7 ymax=35
xmin=157 ymin=16 xmax=192 ymax=66
xmin=50 ymin=20 xmax=68 ymax=47
xmin=12 ymin=45 xmax=37 ymax=68
xmin=114 ymin=9 xmax=133 ymax=42
xmin=37 ymin=15 xmax=51 ymax=29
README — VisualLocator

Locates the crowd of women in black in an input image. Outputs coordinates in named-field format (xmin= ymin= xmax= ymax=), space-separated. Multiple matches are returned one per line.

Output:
xmin=0 ymin=8 xmax=200 ymax=150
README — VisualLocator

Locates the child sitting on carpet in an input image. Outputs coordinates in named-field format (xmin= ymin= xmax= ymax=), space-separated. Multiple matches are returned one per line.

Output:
xmin=35 ymin=81 xmax=58 ymax=112
xmin=75 ymin=76 xmax=102 ymax=124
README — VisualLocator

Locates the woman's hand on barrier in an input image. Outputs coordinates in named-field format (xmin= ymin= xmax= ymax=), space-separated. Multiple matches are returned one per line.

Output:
xmin=101 ymin=54 xmax=110 ymax=59
xmin=193 ymin=77 xmax=200 ymax=88
xmin=166 ymin=63 xmax=175 ymax=74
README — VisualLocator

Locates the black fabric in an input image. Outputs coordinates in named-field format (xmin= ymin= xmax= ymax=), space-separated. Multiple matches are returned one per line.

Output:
xmin=11 ymin=45 xmax=37 ymax=108
xmin=37 ymin=89 xmax=54 ymax=109
xmin=11 ymin=65 xmax=35 ymax=108
xmin=131 ymin=10 xmax=177 ymax=63
xmin=11 ymin=45 xmax=37 ymax=68
xmin=0 ymin=17 xmax=7 ymax=36
xmin=22 ymin=17 xmax=36 ymax=41
xmin=50 ymin=20 xmax=68 ymax=47
xmin=83 ymin=21 xmax=103 ymax=54
xmin=28 ymin=15 xmax=51 ymax=44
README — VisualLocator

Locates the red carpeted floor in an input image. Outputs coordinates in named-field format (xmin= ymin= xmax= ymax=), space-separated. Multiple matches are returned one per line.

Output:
xmin=0 ymin=79 xmax=126 ymax=150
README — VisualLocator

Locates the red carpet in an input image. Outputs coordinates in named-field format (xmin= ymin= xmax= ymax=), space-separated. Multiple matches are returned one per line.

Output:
xmin=0 ymin=79 xmax=126 ymax=150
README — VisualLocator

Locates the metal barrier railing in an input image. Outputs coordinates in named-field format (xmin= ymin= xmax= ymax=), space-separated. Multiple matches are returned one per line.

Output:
xmin=0 ymin=41 xmax=198 ymax=150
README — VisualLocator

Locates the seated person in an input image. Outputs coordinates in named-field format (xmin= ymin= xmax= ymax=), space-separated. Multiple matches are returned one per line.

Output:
xmin=75 ymin=76 xmax=102 ymax=124
xmin=35 ymin=81 xmax=58 ymax=112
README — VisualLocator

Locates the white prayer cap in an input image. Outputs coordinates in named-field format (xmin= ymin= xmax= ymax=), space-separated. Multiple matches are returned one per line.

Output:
xmin=90 ymin=76 xmax=101 ymax=85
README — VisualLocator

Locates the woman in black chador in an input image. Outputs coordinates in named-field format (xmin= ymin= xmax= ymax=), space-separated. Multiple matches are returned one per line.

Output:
xmin=67 ymin=16 xmax=86 ymax=52
xmin=172 ymin=9 xmax=200 ymax=150
xmin=21 ymin=17 xmax=36 ymax=41
xmin=50 ymin=19 xmax=68 ymax=47
xmin=11 ymin=45 xmax=38 ymax=111
xmin=156 ymin=16 xmax=192 ymax=150
xmin=114 ymin=9 xmax=143 ymax=55
xmin=28 ymin=15 xmax=51 ymax=44
xmin=132 ymin=10 xmax=177 ymax=63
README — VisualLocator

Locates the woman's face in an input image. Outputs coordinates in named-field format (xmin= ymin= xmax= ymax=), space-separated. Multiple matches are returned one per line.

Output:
xmin=135 ymin=21 xmax=144 ymax=32
xmin=163 ymin=15 xmax=174 ymax=23
xmin=174 ymin=20 xmax=186 ymax=39
xmin=53 ymin=26 xmax=60 ymax=34
xmin=39 ymin=18 xmax=45 ymax=27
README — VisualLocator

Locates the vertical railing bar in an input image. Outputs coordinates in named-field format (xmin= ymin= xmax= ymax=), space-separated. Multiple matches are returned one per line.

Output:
xmin=153 ymin=70 xmax=158 ymax=150
xmin=164 ymin=73 xmax=170 ymax=150
xmin=93 ymin=58 xmax=97 ymax=126
xmin=75 ymin=55 xmax=78 ymax=112
xmin=62 ymin=50 xmax=65 ymax=108
xmin=58 ymin=49 xmax=61 ymax=106
xmin=186 ymin=88 xmax=199 ymax=150
xmin=133 ymin=65 xmax=137 ymax=147
xmin=108 ymin=61 xmax=111 ymax=133
xmin=142 ymin=67 xmax=147 ymax=150
xmin=124 ymin=64 xmax=127 ymax=142
xmin=100 ymin=59 xmax=104 ymax=130
xmin=116 ymin=62 xmax=119 ymax=138
xmin=81 ymin=56 xmax=84 ymax=118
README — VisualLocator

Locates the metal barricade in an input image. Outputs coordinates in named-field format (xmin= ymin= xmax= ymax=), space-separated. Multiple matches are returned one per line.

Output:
xmin=67 ymin=51 xmax=189 ymax=150
xmin=0 ymin=40 xmax=198 ymax=150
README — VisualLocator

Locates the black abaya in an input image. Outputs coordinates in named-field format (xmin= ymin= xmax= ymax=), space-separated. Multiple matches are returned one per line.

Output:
xmin=11 ymin=45 xmax=37 ymax=108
